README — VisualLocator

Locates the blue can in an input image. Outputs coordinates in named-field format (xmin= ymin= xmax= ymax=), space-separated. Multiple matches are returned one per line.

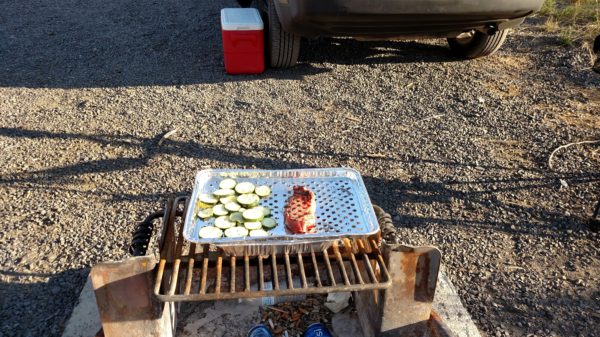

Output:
xmin=247 ymin=324 xmax=273 ymax=337
xmin=304 ymin=323 xmax=332 ymax=337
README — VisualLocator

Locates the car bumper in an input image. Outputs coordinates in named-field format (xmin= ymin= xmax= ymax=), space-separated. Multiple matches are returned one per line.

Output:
xmin=272 ymin=0 xmax=544 ymax=38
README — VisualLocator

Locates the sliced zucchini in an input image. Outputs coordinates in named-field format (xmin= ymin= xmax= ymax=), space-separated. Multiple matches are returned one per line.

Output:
xmin=219 ymin=195 xmax=237 ymax=205
xmin=239 ymin=207 xmax=247 ymax=212
xmin=215 ymin=216 xmax=235 ymax=229
xmin=243 ymin=207 xmax=264 ymax=221
xmin=212 ymin=204 xmax=229 ymax=216
xmin=224 ymin=226 xmax=249 ymax=238
xmin=197 ymin=208 xmax=213 ymax=219
xmin=225 ymin=202 xmax=241 ymax=212
xmin=244 ymin=221 xmax=263 ymax=230
xmin=249 ymin=229 xmax=269 ymax=237
xmin=198 ymin=194 xmax=218 ymax=204
xmin=255 ymin=185 xmax=271 ymax=197
xmin=262 ymin=206 xmax=271 ymax=217
xmin=219 ymin=178 xmax=237 ymax=189
xmin=213 ymin=189 xmax=235 ymax=197
xmin=237 ymin=193 xmax=260 ymax=206
xmin=229 ymin=212 xmax=244 ymax=223
xmin=235 ymin=182 xmax=255 ymax=194
xmin=261 ymin=217 xmax=277 ymax=229
xmin=196 ymin=202 xmax=213 ymax=209
xmin=199 ymin=226 xmax=223 ymax=239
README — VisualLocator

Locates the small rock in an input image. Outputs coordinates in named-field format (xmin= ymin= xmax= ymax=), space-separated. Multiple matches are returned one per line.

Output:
xmin=559 ymin=179 xmax=569 ymax=189
xmin=324 ymin=292 xmax=351 ymax=313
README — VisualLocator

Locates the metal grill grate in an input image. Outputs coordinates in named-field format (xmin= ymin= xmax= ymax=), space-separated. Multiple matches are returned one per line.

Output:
xmin=154 ymin=197 xmax=391 ymax=302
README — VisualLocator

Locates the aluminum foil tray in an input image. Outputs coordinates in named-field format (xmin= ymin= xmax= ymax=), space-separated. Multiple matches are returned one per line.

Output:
xmin=183 ymin=168 xmax=380 ymax=254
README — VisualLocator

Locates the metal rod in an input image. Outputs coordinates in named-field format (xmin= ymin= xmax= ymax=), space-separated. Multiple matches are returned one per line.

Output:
xmin=368 ymin=238 xmax=380 ymax=253
xmin=297 ymin=253 xmax=308 ymax=288
xmin=355 ymin=239 xmax=376 ymax=281
xmin=310 ymin=249 xmax=322 ymax=287
xmin=362 ymin=253 xmax=377 ymax=283
xmin=356 ymin=239 xmax=366 ymax=253
xmin=167 ymin=259 xmax=181 ymax=296
xmin=199 ymin=246 xmax=209 ymax=294
xmin=159 ymin=196 xmax=177 ymax=261
xmin=171 ymin=197 xmax=188 ymax=259
xmin=156 ymin=281 xmax=391 ymax=302
xmin=341 ymin=239 xmax=364 ymax=285
xmin=230 ymin=256 xmax=236 ymax=293
xmin=155 ymin=197 xmax=178 ymax=296
xmin=215 ymin=253 xmax=223 ymax=294
xmin=370 ymin=238 xmax=391 ymax=282
xmin=154 ymin=259 xmax=166 ymax=295
xmin=244 ymin=254 xmax=250 ymax=292
xmin=183 ymin=243 xmax=196 ymax=295
xmin=284 ymin=251 xmax=293 ymax=289
xmin=349 ymin=252 xmax=364 ymax=285
xmin=322 ymin=249 xmax=336 ymax=286
xmin=271 ymin=252 xmax=279 ymax=290
xmin=342 ymin=238 xmax=353 ymax=254
xmin=168 ymin=197 xmax=190 ymax=296
xmin=258 ymin=255 xmax=265 ymax=291
xmin=333 ymin=243 xmax=351 ymax=285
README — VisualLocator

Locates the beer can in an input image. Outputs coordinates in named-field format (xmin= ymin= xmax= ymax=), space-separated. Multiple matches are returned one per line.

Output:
xmin=247 ymin=324 xmax=273 ymax=337
xmin=303 ymin=323 xmax=332 ymax=337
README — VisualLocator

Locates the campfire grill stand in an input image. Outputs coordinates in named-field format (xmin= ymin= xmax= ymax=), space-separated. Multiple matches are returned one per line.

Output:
xmin=91 ymin=196 xmax=456 ymax=337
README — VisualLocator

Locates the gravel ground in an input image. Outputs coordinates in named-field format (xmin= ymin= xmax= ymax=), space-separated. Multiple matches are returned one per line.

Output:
xmin=1 ymin=1 xmax=599 ymax=336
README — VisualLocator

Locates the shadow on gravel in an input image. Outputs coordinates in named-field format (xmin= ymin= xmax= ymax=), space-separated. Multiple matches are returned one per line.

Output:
xmin=364 ymin=175 xmax=600 ymax=236
xmin=301 ymin=38 xmax=458 ymax=65
xmin=0 ymin=0 xmax=331 ymax=88
xmin=0 ymin=268 xmax=88 ymax=336
xmin=0 ymin=0 xmax=463 ymax=89
xmin=2 ymin=127 xmax=599 ymax=236
xmin=0 ymin=127 xmax=312 ymax=198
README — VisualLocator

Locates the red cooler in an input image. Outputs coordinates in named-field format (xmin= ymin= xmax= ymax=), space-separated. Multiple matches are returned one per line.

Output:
xmin=221 ymin=8 xmax=264 ymax=75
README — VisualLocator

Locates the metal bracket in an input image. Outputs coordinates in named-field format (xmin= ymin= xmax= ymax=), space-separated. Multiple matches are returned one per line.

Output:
xmin=90 ymin=256 xmax=175 ymax=337
xmin=354 ymin=243 xmax=455 ymax=337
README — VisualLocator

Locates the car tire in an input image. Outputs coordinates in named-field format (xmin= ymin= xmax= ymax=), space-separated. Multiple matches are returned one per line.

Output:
xmin=447 ymin=30 xmax=508 ymax=59
xmin=237 ymin=0 xmax=253 ymax=7
xmin=267 ymin=0 xmax=300 ymax=68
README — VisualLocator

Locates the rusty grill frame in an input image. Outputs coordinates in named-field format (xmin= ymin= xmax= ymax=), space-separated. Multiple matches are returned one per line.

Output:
xmin=154 ymin=196 xmax=392 ymax=302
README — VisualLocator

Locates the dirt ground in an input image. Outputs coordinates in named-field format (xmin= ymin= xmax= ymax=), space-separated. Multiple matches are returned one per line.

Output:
xmin=0 ymin=0 xmax=599 ymax=336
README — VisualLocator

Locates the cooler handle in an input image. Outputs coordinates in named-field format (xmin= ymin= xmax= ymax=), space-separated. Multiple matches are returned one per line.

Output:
xmin=231 ymin=33 xmax=259 ymax=47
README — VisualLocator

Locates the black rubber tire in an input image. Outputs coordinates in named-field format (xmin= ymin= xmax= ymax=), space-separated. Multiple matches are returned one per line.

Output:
xmin=448 ymin=30 xmax=508 ymax=59
xmin=237 ymin=0 xmax=253 ymax=7
xmin=267 ymin=0 xmax=300 ymax=68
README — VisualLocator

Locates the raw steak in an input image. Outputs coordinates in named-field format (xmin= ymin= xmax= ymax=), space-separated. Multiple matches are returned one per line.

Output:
xmin=284 ymin=186 xmax=317 ymax=234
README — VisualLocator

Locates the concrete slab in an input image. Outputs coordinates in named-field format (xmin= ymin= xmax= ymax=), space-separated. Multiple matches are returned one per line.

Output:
xmin=61 ymin=276 xmax=101 ymax=337
xmin=62 ymin=270 xmax=480 ymax=337
xmin=433 ymin=272 xmax=482 ymax=337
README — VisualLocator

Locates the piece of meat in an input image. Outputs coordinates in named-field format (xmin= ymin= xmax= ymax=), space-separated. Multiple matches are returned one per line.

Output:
xmin=284 ymin=186 xmax=317 ymax=234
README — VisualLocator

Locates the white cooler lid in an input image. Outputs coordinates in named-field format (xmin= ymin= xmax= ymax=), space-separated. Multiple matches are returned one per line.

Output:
xmin=220 ymin=8 xmax=263 ymax=31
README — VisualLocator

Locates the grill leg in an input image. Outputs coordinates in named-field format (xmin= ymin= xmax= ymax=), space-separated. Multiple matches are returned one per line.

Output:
xmin=90 ymin=256 xmax=175 ymax=337
xmin=354 ymin=244 xmax=455 ymax=337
